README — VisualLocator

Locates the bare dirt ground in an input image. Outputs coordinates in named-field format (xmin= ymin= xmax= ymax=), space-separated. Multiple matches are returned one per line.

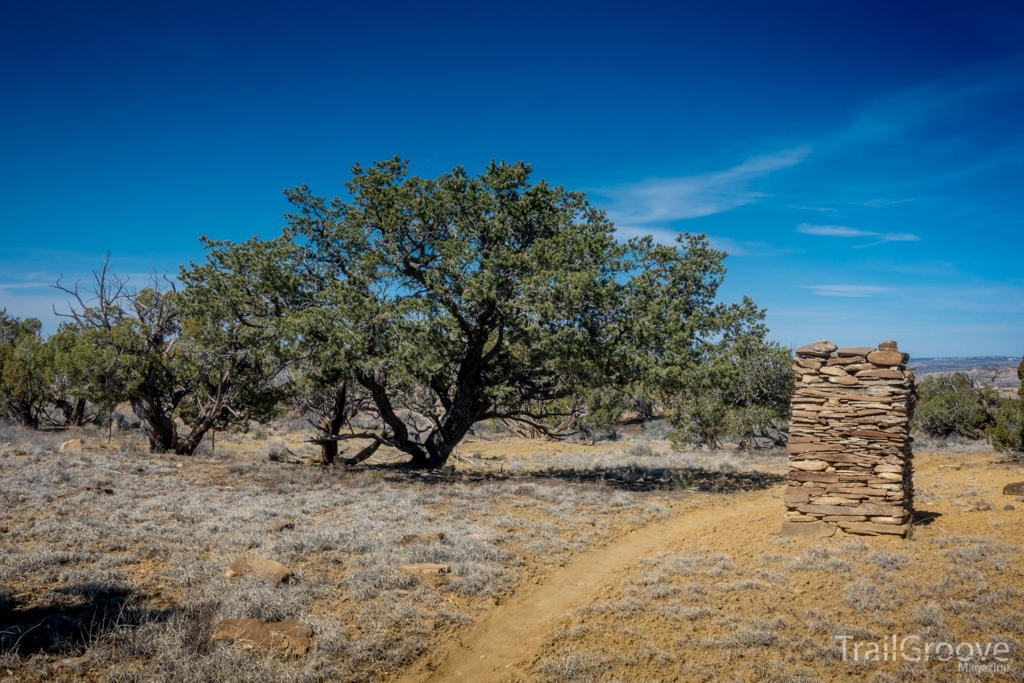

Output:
xmin=2 ymin=422 xmax=1023 ymax=682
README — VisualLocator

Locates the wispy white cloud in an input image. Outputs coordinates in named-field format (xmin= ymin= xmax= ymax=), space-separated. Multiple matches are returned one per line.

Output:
xmin=707 ymin=236 xmax=798 ymax=258
xmin=796 ymin=223 xmax=920 ymax=246
xmin=789 ymin=204 xmax=837 ymax=213
xmin=861 ymin=198 xmax=913 ymax=208
xmin=801 ymin=285 xmax=889 ymax=298
xmin=596 ymin=147 xmax=811 ymax=229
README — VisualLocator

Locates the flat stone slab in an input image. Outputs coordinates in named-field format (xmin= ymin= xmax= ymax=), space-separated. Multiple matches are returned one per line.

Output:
xmin=837 ymin=521 xmax=910 ymax=536
xmin=211 ymin=618 xmax=312 ymax=657
xmin=225 ymin=556 xmax=293 ymax=583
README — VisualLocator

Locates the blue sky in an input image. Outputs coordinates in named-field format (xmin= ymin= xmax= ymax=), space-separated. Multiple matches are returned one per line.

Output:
xmin=1 ymin=1 xmax=1022 ymax=357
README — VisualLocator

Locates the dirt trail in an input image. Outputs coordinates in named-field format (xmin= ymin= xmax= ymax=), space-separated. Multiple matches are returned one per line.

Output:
xmin=394 ymin=492 xmax=777 ymax=683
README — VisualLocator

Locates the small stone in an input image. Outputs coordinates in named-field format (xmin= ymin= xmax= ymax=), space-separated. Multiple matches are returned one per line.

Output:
xmin=399 ymin=532 xmax=446 ymax=547
xmin=59 ymin=439 xmax=82 ymax=453
xmin=211 ymin=618 xmax=312 ymax=657
xmin=225 ymin=556 xmax=293 ymax=583
xmin=1004 ymin=504 xmax=1016 ymax=511
xmin=266 ymin=520 xmax=295 ymax=533
xmin=794 ymin=358 xmax=822 ymax=369
xmin=820 ymin=366 xmax=849 ymax=377
xmin=829 ymin=376 xmax=860 ymax=385
xmin=878 ymin=340 xmax=899 ymax=351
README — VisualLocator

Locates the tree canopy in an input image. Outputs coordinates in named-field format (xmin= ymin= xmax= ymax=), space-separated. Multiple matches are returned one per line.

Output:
xmin=191 ymin=157 xmax=781 ymax=467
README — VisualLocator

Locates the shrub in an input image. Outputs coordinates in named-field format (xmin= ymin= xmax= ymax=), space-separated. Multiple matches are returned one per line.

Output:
xmin=988 ymin=398 xmax=1024 ymax=458
xmin=914 ymin=373 xmax=1000 ymax=439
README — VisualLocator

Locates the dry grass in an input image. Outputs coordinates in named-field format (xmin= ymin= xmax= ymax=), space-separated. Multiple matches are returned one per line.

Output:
xmin=532 ymin=444 xmax=1024 ymax=683
xmin=0 ymin=421 xmax=670 ymax=682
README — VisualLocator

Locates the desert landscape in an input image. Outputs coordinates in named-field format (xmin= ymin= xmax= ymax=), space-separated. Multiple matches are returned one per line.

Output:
xmin=2 ymin=400 xmax=1023 ymax=682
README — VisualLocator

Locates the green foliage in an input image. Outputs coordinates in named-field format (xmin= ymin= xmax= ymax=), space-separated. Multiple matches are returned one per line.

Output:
xmin=666 ymin=336 xmax=794 ymax=449
xmin=988 ymin=397 xmax=1024 ymax=457
xmin=914 ymin=372 xmax=1001 ymax=439
xmin=0 ymin=310 xmax=54 ymax=427
xmin=52 ymin=257 xmax=293 ymax=454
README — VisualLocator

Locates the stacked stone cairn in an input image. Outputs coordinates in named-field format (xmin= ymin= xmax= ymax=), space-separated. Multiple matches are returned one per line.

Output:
xmin=782 ymin=340 xmax=915 ymax=538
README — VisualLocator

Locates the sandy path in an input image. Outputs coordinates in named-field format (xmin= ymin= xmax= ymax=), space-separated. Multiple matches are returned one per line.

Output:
xmin=394 ymin=493 xmax=777 ymax=682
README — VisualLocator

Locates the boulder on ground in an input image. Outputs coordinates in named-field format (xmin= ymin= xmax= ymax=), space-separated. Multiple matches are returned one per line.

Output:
xmin=1003 ymin=481 xmax=1024 ymax=496
xmin=211 ymin=618 xmax=312 ymax=657
xmin=224 ymin=556 xmax=293 ymax=583
xmin=59 ymin=439 xmax=82 ymax=453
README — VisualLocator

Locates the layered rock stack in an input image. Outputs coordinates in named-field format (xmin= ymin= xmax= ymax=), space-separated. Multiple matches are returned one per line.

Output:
xmin=782 ymin=340 xmax=915 ymax=538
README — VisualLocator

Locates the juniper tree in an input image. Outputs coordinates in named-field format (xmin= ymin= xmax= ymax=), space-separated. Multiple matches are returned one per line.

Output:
xmin=197 ymin=157 xmax=773 ymax=468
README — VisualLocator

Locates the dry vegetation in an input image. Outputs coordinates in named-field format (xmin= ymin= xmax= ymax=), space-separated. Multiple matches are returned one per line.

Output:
xmin=2 ymin=421 xmax=1023 ymax=683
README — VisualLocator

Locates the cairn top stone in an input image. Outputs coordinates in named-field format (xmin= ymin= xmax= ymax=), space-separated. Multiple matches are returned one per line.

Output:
xmin=795 ymin=340 xmax=837 ymax=358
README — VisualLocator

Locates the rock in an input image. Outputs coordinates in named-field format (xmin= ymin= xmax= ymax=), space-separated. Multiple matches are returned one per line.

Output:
xmin=399 ymin=532 xmax=446 ymax=547
xmin=266 ymin=520 xmax=295 ymax=533
xmin=878 ymin=340 xmax=899 ymax=351
xmin=836 ymin=347 xmax=876 ymax=357
xmin=51 ymin=656 xmax=90 ymax=671
xmin=1005 ymin=504 xmax=1016 ymax=511
xmin=59 ymin=439 xmax=82 ymax=453
xmin=1003 ymin=482 xmax=1024 ymax=495
xmin=225 ymin=557 xmax=293 ymax=583
xmin=794 ymin=358 xmax=822 ymax=369
xmin=211 ymin=618 xmax=312 ymax=657
xmin=866 ymin=350 xmax=904 ymax=366
xmin=780 ymin=521 xmax=836 ymax=537
xmin=829 ymin=376 xmax=860 ymax=385
xmin=820 ymin=366 xmax=849 ymax=377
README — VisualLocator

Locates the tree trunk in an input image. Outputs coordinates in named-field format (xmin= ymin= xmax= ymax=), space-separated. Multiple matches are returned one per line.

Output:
xmin=130 ymin=396 xmax=176 ymax=453
xmin=69 ymin=397 xmax=88 ymax=427
xmin=319 ymin=387 xmax=349 ymax=465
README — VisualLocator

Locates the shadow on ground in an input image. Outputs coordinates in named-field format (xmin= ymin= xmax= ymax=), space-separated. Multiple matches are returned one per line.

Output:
xmin=343 ymin=463 xmax=786 ymax=494
xmin=0 ymin=582 xmax=170 ymax=656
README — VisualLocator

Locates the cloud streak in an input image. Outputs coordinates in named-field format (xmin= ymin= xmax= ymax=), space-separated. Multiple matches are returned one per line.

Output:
xmin=801 ymin=285 xmax=889 ymax=298
xmin=796 ymin=223 xmax=920 ymax=247
xmin=596 ymin=147 xmax=811 ymax=229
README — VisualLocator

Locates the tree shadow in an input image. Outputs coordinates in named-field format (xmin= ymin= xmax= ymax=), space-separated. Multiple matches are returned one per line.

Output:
xmin=362 ymin=462 xmax=786 ymax=494
xmin=0 ymin=582 xmax=169 ymax=656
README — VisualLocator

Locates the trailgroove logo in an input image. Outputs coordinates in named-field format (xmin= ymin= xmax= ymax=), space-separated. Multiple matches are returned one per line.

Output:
xmin=833 ymin=635 xmax=1013 ymax=664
